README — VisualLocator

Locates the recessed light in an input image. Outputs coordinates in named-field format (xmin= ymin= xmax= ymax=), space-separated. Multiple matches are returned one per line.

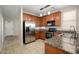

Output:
xmin=47 ymin=11 xmax=51 ymax=15
xmin=40 ymin=13 xmax=42 ymax=17
xmin=44 ymin=13 xmax=46 ymax=16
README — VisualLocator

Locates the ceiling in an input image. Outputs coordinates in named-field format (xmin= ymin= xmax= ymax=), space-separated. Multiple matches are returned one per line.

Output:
xmin=0 ymin=5 xmax=69 ymax=19
xmin=23 ymin=5 xmax=68 ymax=17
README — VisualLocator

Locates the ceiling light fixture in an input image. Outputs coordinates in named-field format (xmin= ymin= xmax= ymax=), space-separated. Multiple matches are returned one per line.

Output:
xmin=44 ymin=12 xmax=46 ymax=16
xmin=40 ymin=13 xmax=43 ymax=17
xmin=40 ymin=11 xmax=51 ymax=17
xmin=47 ymin=11 xmax=51 ymax=15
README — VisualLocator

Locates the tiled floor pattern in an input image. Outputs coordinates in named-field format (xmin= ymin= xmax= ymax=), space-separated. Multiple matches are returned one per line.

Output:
xmin=1 ymin=36 xmax=44 ymax=54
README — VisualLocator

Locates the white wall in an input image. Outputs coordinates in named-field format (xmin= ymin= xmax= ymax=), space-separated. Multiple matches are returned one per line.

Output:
xmin=4 ymin=18 xmax=21 ymax=37
xmin=4 ymin=19 xmax=16 ymax=36
xmin=60 ymin=5 xmax=79 ymax=53
xmin=60 ymin=6 xmax=78 ymax=53
xmin=0 ymin=8 xmax=4 ymax=51
xmin=1 ymin=6 xmax=22 ymax=45
xmin=2 ymin=6 xmax=21 ymax=38
xmin=4 ymin=16 xmax=21 ymax=41
xmin=61 ymin=6 xmax=77 ymax=30
xmin=76 ymin=6 xmax=79 ymax=33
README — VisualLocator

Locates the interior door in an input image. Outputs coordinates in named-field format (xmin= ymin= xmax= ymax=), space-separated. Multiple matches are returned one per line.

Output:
xmin=5 ymin=20 xmax=15 ymax=36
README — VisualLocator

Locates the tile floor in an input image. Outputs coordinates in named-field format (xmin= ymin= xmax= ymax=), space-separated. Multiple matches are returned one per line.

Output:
xmin=1 ymin=36 xmax=44 ymax=54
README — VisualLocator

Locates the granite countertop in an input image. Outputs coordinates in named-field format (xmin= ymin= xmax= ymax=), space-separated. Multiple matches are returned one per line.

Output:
xmin=44 ymin=38 xmax=71 ymax=54
xmin=35 ymin=26 xmax=76 ymax=33
xmin=44 ymin=34 xmax=78 ymax=54
xmin=57 ymin=30 xmax=75 ymax=33
xmin=45 ymin=36 xmax=62 ymax=49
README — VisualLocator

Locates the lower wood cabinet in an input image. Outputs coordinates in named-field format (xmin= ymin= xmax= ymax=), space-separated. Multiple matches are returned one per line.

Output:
xmin=35 ymin=32 xmax=45 ymax=40
xmin=45 ymin=43 xmax=65 ymax=54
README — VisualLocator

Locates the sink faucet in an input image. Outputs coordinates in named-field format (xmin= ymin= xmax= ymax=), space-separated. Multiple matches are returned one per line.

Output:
xmin=70 ymin=25 xmax=78 ymax=39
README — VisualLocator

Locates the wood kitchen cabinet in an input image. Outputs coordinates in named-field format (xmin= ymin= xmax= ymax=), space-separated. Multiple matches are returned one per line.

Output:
xmin=23 ymin=13 xmax=44 ymax=40
xmin=45 ymin=43 xmax=65 ymax=54
xmin=35 ymin=17 xmax=40 ymax=27
xmin=23 ymin=11 xmax=61 ymax=40
xmin=46 ymin=13 xmax=54 ymax=21
xmin=53 ymin=12 xmax=61 ymax=26
xmin=23 ymin=13 xmax=40 ymax=27
xmin=23 ymin=11 xmax=61 ymax=27
xmin=40 ymin=12 xmax=61 ymax=26
xmin=40 ymin=12 xmax=61 ymax=38
xmin=40 ymin=16 xmax=47 ymax=26
xmin=35 ymin=32 xmax=45 ymax=40
xmin=23 ymin=13 xmax=31 ymax=21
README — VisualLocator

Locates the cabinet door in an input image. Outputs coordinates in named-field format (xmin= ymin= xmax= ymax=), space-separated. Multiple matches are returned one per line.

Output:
xmin=35 ymin=32 xmax=41 ymax=39
xmin=23 ymin=13 xmax=31 ymax=21
xmin=35 ymin=32 xmax=45 ymax=40
xmin=35 ymin=17 xmax=40 ymax=27
xmin=5 ymin=21 xmax=15 ymax=36
xmin=53 ymin=12 xmax=61 ymax=26
xmin=36 ymin=17 xmax=41 ymax=27
xmin=41 ymin=16 xmax=46 ymax=26
xmin=45 ymin=43 xmax=65 ymax=54
xmin=30 ymin=16 xmax=40 ymax=27
xmin=49 ymin=14 xmax=54 ymax=21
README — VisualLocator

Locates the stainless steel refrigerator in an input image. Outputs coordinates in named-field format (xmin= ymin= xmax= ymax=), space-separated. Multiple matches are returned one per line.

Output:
xmin=23 ymin=21 xmax=35 ymax=44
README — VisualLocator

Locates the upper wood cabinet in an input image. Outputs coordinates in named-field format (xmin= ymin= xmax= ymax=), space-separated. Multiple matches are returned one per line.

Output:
xmin=41 ymin=16 xmax=47 ymax=26
xmin=23 ymin=12 xmax=61 ymax=40
xmin=46 ymin=13 xmax=54 ymax=21
xmin=40 ymin=11 xmax=61 ymax=26
xmin=23 ymin=13 xmax=32 ymax=21
xmin=23 ymin=11 xmax=61 ymax=27
xmin=23 ymin=13 xmax=40 ymax=27
xmin=53 ymin=12 xmax=61 ymax=26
